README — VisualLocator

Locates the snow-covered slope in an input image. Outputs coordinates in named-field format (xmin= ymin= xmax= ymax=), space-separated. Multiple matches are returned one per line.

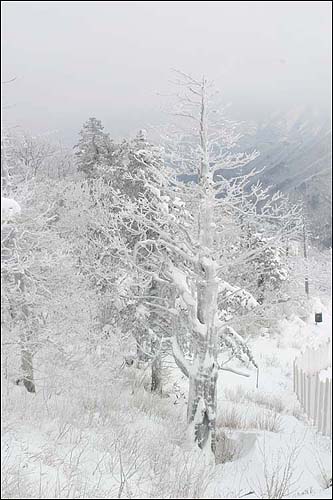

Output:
xmin=234 ymin=107 xmax=332 ymax=247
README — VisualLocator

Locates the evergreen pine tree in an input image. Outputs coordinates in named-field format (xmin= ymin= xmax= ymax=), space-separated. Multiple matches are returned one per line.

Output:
xmin=74 ymin=117 xmax=114 ymax=178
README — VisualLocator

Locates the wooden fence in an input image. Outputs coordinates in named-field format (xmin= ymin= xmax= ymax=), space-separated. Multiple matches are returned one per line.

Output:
xmin=293 ymin=339 xmax=332 ymax=438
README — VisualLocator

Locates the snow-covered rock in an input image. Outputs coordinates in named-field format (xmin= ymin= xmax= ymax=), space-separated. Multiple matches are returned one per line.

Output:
xmin=1 ymin=197 xmax=21 ymax=221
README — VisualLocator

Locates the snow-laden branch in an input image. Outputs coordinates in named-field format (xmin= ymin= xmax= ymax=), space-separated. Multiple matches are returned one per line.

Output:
xmin=171 ymin=336 xmax=190 ymax=378
xmin=218 ymin=365 xmax=250 ymax=377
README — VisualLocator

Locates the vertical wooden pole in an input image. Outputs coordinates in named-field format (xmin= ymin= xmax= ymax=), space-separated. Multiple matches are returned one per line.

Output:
xmin=303 ymin=371 xmax=307 ymax=410
xmin=318 ymin=381 xmax=324 ymax=433
xmin=328 ymin=380 xmax=332 ymax=438
xmin=314 ymin=373 xmax=319 ymax=427
xmin=307 ymin=374 xmax=311 ymax=418
xmin=322 ymin=379 xmax=329 ymax=436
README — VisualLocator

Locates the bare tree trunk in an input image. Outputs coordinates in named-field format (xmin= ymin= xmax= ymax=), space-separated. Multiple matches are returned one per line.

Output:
xmin=188 ymin=269 xmax=219 ymax=456
xmin=16 ymin=274 xmax=36 ymax=394
xmin=187 ymin=367 xmax=217 ymax=452
xmin=20 ymin=342 xmax=36 ymax=393
xmin=136 ymin=327 xmax=149 ymax=364
xmin=149 ymin=279 xmax=163 ymax=394
xmin=151 ymin=349 xmax=163 ymax=394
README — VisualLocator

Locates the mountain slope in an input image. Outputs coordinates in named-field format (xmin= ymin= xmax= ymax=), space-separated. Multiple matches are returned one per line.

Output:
xmin=237 ymin=108 xmax=332 ymax=247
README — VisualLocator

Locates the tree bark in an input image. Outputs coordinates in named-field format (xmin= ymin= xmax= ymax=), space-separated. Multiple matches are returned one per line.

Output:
xmin=20 ymin=344 xmax=36 ymax=393
xmin=151 ymin=351 xmax=163 ymax=394
xmin=149 ymin=279 xmax=163 ymax=394
xmin=16 ymin=273 xmax=36 ymax=394
xmin=187 ymin=367 xmax=218 ymax=453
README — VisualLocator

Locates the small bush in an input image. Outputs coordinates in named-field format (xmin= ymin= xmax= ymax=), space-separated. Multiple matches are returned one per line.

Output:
xmin=250 ymin=436 xmax=303 ymax=499
xmin=224 ymin=386 xmax=286 ymax=415
xmin=264 ymin=354 xmax=281 ymax=368
xmin=253 ymin=410 xmax=282 ymax=433
xmin=215 ymin=430 xmax=239 ymax=464
xmin=224 ymin=385 xmax=246 ymax=404
xmin=217 ymin=405 xmax=282 ymax=433
xmin=217 ymin=406 xmax=244 ymax=430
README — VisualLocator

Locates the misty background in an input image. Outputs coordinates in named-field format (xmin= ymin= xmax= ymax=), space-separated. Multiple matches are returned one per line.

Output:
xmin=2 ymin=1 xmax=331 ymax=142
xmin=2 ymin=1 xmax=332 ymax=246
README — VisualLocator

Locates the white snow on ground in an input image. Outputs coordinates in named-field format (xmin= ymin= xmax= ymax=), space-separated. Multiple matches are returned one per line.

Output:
xmin=2 ymin=296 xmax=332 ymax=498
xmin=167 ymin=296 xmax=332 ymax=499
xmin=293 ymin=489 xmax=332 ymax=499
xmin=319 ymin=367 xmax=332 ymax=382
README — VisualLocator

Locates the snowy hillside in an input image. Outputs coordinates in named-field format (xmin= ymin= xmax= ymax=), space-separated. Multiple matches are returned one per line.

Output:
xmin=234 ymin=108 xmax=332 ymax=247
xmin=2 ymin=295 xmax=332 ymax=499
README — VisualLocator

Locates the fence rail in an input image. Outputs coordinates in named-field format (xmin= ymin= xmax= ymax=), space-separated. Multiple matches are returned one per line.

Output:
xmin=293 ymin=339 xmax=332 ymax=438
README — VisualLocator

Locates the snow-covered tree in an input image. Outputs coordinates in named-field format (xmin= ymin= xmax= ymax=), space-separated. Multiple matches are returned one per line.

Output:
xmin=86 ymin=72 xmax=300 ymax=458
xmin=1 ymin=191 xmax=57 ymax=392
xmin=2 ymin=129 xmax=75 ymax=187
xmin=1 ymin=132 xmax=14 ymax=196
xmin=9 ymin=131 xmax=57 ymax=180
xmin=238 ymin=226 xmax=289 ymax=303
xmin=1 ymin=171 xmax=98 ymax=395
xmin=67 ymin=130 xmax=173 ymax=393
xmin=74 ymin=117 xmax=114 ymax=178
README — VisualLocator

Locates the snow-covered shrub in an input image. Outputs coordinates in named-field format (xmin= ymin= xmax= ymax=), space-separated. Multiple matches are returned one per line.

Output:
xmin=253 ymin=409 xmax=282 ymax=433
xmin=250 ymin=436 xmax=303 ymax=499
xmin=147 ymin=445 xmax=216 ymax=499
xmin=217 ymin=405 xmax=245 ymax=430
xmin=1 ymin=446 xmax=35 ymax=500
xmin=249 ymin=392 xmax=285 ymax=414
xmin=215 ymin=430 xmax=240 ymax=464
xmin=223 ymin=385 xmax=247 ymax=404
xmin=217 ymin=403 xmax=282 ymax=433
xmin=1 ymin=197 xmax=21 ymax=221
xmin=224 ymin=386 xmax=286 ymax=415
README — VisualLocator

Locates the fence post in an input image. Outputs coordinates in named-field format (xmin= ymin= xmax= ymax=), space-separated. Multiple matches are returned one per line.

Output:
xmin=313 ymin=373 xmax=319 ymax=426
xmin=322 ymin=378 xmax=330 ymax=436
xmin=318 ymin=381 xmax=324 ymax=433
xmin=308 ymin=375 xmax=314 ymax=420
xmin=297 ymin=365 xmax=300 ymax=398
xmin=328 ymin=379 xmax=332 ymax=437
xmin=294 ymin=344 xmax=331 ymax=437
xmin=307 ymin=374 xmax=311 ymax=418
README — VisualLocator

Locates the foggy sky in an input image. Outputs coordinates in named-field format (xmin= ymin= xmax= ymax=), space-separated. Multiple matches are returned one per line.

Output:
xmin=2 ymin=1 xmax=332 ymax=144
